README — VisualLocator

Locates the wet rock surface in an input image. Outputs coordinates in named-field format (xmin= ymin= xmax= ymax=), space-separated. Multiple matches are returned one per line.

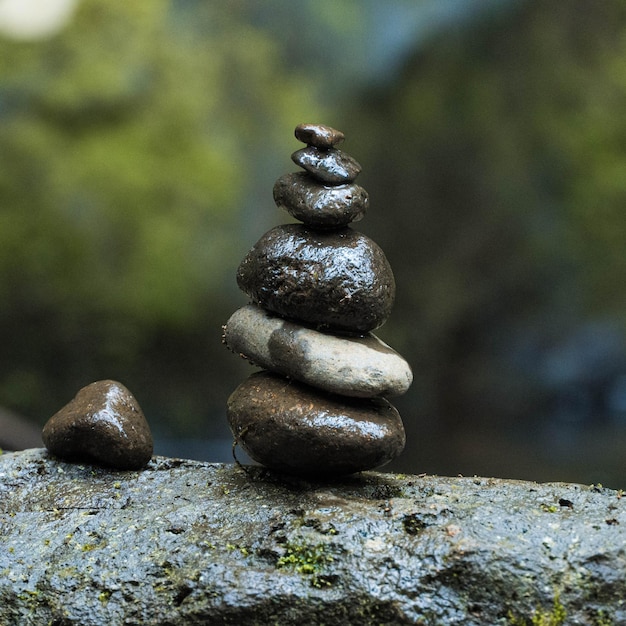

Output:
xmin=294 ymin=122 xmax=345 ymax=148
xmin=227 ymin=371 xmax=406 ymax=475
xmin=224 ymin=304 xmax=413 ymax=397
xmin=273 ymin=172 xmax=368 ymax=227
xmin=291 ymin=146 xmax=362 ymax=184
xmin=42 ymin=380 xmax=153 ymax=470
xmin=236 ymin=224 xmax=395 ymax=333
xmin=2 ymin=448 xmax=625 ymax=626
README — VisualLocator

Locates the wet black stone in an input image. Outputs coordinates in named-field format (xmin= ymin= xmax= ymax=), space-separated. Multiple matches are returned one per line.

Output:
xmin=294 ymin=123 xmax=345 ymax=149
xmin=236 ymin=224 xmax=395 ymax=333
xmin=273 ymin=172 xmax=368 ymax=228
xmin=42 ymin=380 xmax=153 ymax=470
xmin=291 ymin=146 xmax=362 ymax=184
xmin=227 ymin=371 xmax=406 ymax=476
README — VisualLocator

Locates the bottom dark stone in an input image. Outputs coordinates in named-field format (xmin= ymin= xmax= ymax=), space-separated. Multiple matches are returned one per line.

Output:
xmin=227 ymin=371 xmax=406 ymax=476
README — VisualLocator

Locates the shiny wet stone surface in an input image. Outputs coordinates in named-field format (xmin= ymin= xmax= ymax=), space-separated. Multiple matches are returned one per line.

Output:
xmin=227 ymin=371 xmax=406 ymax=476
xmin=226 ymin=123 xmax=409 ymax=480
xmin=294 ymin=122 xmax=345 ymax=149
xmin=236 ymin=224 xmax=395 ymax=333
xmin=291 ymin=146 xmax=362 ymax=184
xmin=3 ymin=449 xmax=626 ymax=625
xmin=42 ymin=380 xmax=153 ymax=470
xmin=273 ymin=172 xmax=368 ymax=228
xmin=224 ymin=304 xmax=413 ymax=397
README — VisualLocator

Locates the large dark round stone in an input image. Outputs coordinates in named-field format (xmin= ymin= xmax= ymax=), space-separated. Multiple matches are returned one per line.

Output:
xmin=227 ymin=371 xmax=406 ymax=476
xmin=273 ymin=172 xmax=368 ymax=228
xmin=236 ymin=224 xmax=395 ymax=333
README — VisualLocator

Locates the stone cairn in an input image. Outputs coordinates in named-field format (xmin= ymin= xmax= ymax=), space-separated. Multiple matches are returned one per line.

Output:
xmin=223 ymin=123 xmax=412 ymax=476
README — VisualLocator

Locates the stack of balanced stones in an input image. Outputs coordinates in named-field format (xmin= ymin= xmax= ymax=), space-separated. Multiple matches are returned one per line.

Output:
xmin=223 ymin=123 xmax=412 ymax=477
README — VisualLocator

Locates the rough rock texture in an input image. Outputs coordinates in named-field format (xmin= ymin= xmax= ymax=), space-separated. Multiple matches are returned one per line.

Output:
xmin=1 ymin=448 xmax=625 ymax=626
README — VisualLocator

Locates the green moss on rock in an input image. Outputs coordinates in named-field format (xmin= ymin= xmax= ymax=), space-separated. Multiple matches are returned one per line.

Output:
xmin=1 ymin=449 xmax=626 ymax=625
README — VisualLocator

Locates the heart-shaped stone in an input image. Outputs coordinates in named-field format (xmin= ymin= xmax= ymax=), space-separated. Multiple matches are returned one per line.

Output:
xmin=42 ymin=380 xmax=153 ymax=470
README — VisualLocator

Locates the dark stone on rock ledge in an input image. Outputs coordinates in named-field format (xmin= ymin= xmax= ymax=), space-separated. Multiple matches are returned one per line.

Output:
xmin=42 ymin=380 xmax=153 ymax=470
xmin=273 ymin=172 xmax=368 ymax=227
xmin=227 ymin=371 xmax=406 ymax=476
xmin=236 ymin=224 xmax=395 ymax=333
xmin=291 ymin=146 xmax=362 ymax=184
xmin=2 ymin=448 xmax=625 ymax=625
xmin=294 ymin=123 xmax=345 ymax=149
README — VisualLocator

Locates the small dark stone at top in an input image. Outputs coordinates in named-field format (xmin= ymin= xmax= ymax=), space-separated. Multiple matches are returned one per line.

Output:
xmin=295 ymin=123 xmax=345 ymax=149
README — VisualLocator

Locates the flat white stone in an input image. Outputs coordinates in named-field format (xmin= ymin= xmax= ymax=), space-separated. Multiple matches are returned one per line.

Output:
xmin=224 ymin=304 xmax=413 ymax=398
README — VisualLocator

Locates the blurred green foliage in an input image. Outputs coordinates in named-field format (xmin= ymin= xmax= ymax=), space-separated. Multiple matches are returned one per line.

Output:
xmin=346 ymin=0 xmax=626 ymax=481
xmin=0 ymin=0 xmax=327 ymax=427
xmin=2 ymin=0 xmax=626 ymax=483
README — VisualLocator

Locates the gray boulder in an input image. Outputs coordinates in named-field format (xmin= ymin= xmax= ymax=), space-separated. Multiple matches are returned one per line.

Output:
xmin=1 ymin=448 xmax=624 ymax=625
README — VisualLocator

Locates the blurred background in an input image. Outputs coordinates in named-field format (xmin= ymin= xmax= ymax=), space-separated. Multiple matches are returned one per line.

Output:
xmin=2 ymin=0 xmax=626 ymax=487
